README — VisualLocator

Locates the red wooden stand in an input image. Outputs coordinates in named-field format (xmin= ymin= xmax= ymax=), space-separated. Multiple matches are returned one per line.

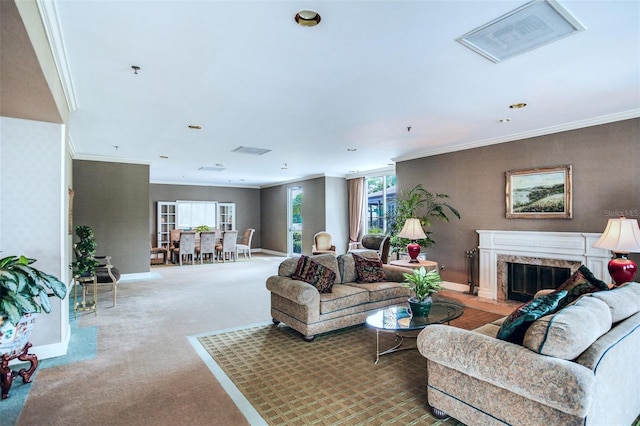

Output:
xmin=0 ymin=342 xmax=38 ymax=399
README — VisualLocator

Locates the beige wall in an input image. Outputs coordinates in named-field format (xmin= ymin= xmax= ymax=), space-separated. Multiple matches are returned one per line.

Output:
xmin=73 ymin=160 xmax=150 ymax=274
xmin=397 ymin=118 xmax=640 ymax=285
xmin=260 ymin=176 xmax=349 ymax=255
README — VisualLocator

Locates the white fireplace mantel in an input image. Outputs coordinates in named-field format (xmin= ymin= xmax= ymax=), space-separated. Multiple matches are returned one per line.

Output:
xmin=476 ymin=230 xmax=611 ymax=301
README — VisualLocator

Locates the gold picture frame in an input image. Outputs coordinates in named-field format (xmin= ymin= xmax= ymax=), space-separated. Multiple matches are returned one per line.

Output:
xmin=505 ymin=165 xmax=572 ymax=219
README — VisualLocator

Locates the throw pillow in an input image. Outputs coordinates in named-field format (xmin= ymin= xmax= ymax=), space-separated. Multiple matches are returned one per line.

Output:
xmin=292 ymin=255 xmax=336 ymax=293
xmin=496 ymin=290 xmax=568 ymax=344
xmin=554 ymin=265 xmax=609 ymax=309
xmin=352 ymin=253 xmax=386 ymax=283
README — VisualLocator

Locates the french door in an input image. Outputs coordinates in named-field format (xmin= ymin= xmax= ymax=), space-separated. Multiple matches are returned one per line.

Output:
xmin=288 ymin=186 xmax=303 ymax=256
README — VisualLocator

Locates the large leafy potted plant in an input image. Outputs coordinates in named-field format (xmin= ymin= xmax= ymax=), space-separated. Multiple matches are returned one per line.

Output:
xmin=402 ymin=267 xmax=443 ymax=317
xmin=0 ymin=255 xmax=67 ymax=356
xmin=388 ymin=184 xmax=461 ymax=258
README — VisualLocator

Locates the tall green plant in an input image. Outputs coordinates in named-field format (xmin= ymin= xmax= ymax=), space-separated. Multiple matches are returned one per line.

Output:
xmin=72 ymin=225 xmax=99 ymax=277
xmin=0 ymin=255 xmax=67 ymax=325
xmin=388 ymin=184 xmax=461 ymax=252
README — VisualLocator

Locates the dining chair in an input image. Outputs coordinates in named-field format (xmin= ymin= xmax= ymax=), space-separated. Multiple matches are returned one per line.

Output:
xmin=198 ymin=231 xmax=217 ymax=263
xmin=215 ymin=230 xmax=238 ymax=262
xmin=236 ymin=228 xmax=255 ymax=259
xmin=172 ymin=231 xmax=196 ymax=265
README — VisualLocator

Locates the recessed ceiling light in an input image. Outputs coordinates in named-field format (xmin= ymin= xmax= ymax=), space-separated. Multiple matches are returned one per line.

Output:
xmin=509 ymin=103 xmax=527 ymax=109
xmin=498 ymin=118 xmax=512 ymax=123
xmin=160 ymin=155 xmax=169 ymax=159
xmin=281 ymin=163 xmax=288 ymax=170
xmin=295 ymin=10 xmax=321 ymax=27
xmin=188 ymin=125 xmax=202 ymax=130
xmin=347 ymin=148 xmax=357 ymax=152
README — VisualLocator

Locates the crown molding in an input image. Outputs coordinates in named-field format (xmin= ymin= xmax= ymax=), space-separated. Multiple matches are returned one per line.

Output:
xmin=393 ymin=109 xmax=640 ymax=163
xmin=73 ymin=153 xmax=152 ymax=166
xmin=36 ymin=0 xmax=78 ymax=112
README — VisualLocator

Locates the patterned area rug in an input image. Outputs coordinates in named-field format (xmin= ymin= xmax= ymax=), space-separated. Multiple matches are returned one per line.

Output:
xmin=197 ymin=308 xmax=502 ymax=425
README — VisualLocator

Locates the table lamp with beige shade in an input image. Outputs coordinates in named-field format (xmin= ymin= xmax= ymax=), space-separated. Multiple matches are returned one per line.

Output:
xmin=398 ymin=218 xmax=427 ymax=263
xmin=593 ymin=216 xmax=640 ymax=285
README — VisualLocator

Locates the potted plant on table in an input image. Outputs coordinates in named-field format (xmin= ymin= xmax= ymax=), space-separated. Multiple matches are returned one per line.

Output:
xmin=402 ymin=266 xmax=443 ymax=317
xmin=71 ymin=225 xmax=99 ymax=277
xmin=0 ymin=255 xmax=67 ymax=398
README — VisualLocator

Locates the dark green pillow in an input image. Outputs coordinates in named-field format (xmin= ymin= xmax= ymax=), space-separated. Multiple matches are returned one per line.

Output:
xmin=496 ymin=290 xmax=568 ymax=344
xmin=554 ymin=265 xmax=609 ymax=309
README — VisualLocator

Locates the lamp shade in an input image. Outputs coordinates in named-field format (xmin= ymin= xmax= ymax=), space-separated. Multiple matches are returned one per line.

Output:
xmin=593 ymin=217 xmax=640 ymax=253
xmin=398 ymin=218 xmax=427 ymax=240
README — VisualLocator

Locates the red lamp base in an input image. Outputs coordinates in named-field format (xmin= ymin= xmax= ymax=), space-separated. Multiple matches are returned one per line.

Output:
xmin=608 ymin=254 xmax=637 ymax=285
xmin=407 ymin=242 xmax=421 ymax=263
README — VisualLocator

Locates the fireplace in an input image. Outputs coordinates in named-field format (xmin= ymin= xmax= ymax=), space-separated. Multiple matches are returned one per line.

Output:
xmin=477 ymin=230 xmax=611 ymax=301
xmin=506 ymin=261 xmax=572 ymax=302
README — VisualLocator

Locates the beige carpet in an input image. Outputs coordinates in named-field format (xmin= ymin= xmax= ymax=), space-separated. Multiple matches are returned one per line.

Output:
xmin=16 ymin=254 xmax=503 ymax=426
xmin=196 ymin=308 xmax=502 ymax=426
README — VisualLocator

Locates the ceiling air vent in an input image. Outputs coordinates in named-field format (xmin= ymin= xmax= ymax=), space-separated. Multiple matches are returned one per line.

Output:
xmin=232 ymin=146 xmax=272 ymax=155
xmin=456 ymin=0 xmax=586 ymax=63
xmin=199 ymin=165 xmax=226 ymax=172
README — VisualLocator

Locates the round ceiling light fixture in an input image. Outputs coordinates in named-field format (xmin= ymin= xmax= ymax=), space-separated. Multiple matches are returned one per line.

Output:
xmin=295 ymin=10 xmax=321 ymax=27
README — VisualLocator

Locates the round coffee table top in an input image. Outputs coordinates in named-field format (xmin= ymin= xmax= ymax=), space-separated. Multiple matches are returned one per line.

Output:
xmin=365 ymin=303 xmax=464 ymax=332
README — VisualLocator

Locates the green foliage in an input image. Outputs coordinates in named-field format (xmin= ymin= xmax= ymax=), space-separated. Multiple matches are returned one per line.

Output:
xmin=0 ymin=255 xmax=67 ymax=326
xmin=388 ymin=184 xmax=461 ymax=252
xmin=72 ymin=225 xmax=99 ymax=277
xmin=402 ymin=267 xmax=443 ymax=302
xmin=195 ymin=225 xmax=211 ymax=232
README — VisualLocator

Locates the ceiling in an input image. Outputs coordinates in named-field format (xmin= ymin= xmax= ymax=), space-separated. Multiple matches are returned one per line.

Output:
xmin=8 ymin=1 xmax=640 ymax=188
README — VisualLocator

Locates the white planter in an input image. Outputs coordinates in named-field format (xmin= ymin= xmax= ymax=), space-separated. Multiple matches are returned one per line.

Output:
xmin=0 ymin=313 xmax=37 ymax=357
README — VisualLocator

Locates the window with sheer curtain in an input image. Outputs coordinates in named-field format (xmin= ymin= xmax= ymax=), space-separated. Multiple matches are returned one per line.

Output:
xmin=366 ymin=175 xmax=396 ymax=234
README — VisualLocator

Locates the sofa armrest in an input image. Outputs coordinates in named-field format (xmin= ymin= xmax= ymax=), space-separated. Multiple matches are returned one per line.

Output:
xmin=266 ymin=276 xmax=320 ymax=306
xmin=418 ymin=325 xmax=595 ymax=417
xmin=382 ymin=264 xmax=411 ymax=283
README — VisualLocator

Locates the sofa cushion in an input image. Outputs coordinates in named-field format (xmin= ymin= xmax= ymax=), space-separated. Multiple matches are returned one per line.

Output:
xmin=280 ymin=254 xmax=341 ymax=283
xmin=319 ymin=285 xmax=369 ymax=314
xmin=352 ymin=253 xmax=387 ymax=283
xmin=337 ymin=251 xmax=378 ymax=283
xmin=523 ymin=296 xmax=612 ymax=360
xmin=589 ymin=281 xmax=640 ymax=323
xmin=553 ymin=265 xmax=610 ymax=309
xmin=292 ymin=255 xmax=336 ymax=293
xmin=496 ymin=290 xmax=568 ymax=344
xmin=347 ymin=282 xmax=410 ymax=302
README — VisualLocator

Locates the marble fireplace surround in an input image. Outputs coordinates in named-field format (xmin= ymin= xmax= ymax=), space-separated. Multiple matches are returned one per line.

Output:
xmin=477 ymin=230 xmax=611 ymax=301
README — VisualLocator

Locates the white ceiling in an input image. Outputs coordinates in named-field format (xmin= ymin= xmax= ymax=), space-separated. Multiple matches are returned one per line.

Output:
xmin=46 ymin=0 xmax=640 ymax=188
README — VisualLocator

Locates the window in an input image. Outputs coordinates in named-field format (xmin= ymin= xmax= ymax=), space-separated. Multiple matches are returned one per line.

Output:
xmin=366 ymin=175 xmax=396 ymax=234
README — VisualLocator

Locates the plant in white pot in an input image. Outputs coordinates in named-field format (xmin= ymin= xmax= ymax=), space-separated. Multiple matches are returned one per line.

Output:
xmin=402 ymin=267 xmax=443 ymax=317
xmin=0 ymin=255 xmax=67 ymax=398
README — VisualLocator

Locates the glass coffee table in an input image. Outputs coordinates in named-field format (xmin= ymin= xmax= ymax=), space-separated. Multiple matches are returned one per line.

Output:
xmin=365 ymin=303 xmax=464 ymax=364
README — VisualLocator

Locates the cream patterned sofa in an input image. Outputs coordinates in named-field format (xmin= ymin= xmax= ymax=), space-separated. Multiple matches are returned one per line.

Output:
xmin=417 ymin=281 xmax=640 ymax=426
xmin=266 ymin=252 xmax=411 ymax=341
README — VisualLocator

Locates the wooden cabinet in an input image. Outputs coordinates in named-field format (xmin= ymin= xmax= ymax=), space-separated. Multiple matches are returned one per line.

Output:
xmin=157 ymin=202 xmax=177 ymax=247
xmin=218 ymin=203 xmax=236 ymax=231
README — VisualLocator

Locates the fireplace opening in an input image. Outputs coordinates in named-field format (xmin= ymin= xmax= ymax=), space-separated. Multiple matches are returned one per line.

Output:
xmin=507 ymin=262 xmax=571 ymax=302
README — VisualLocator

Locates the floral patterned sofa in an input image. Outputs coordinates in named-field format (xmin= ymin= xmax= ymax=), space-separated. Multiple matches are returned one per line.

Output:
xmin=266 ymin=252 xmax=411 ymax=341
xmin=417 ymin=278 xmax=640 ymax=426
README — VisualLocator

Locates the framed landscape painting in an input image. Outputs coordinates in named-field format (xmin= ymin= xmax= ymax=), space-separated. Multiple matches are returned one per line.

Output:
xmin=505 ymin=165 xmax=572 ymax=219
